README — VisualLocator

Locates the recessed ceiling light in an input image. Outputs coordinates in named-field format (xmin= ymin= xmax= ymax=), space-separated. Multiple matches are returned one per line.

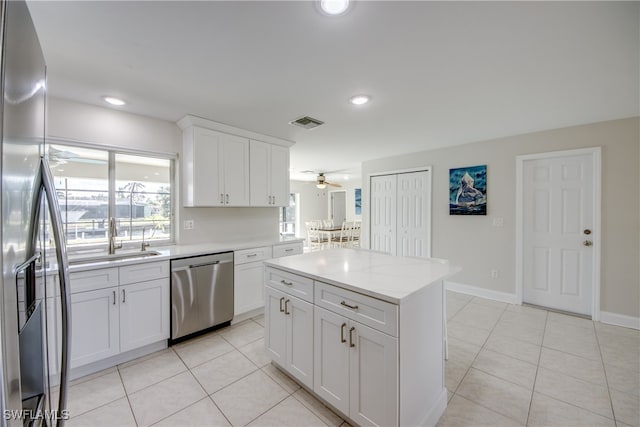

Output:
xmin=103 ymin=96 xmax=126 ymax=106
xmin=349 ymin=95 xmax=370 ymax=105
xmin=320 ymin=0 xmax=349 ymax=15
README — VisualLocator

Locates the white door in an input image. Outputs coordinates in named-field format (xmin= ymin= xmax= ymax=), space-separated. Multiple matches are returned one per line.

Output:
xmin=331 ymin=191 xmax=347 ymax=226
xmin=314 ymin=306 xmax=350 ymax=415
xmin=286 ymin=295 xmax=314 ymax=389
xmin=349 ymin=322 xmax=398 ymax=427
xmin=70 ymin=287 xmax=119 ymax=368
xmin=120 ymin=279 xmax=170 ymax=352
xmin=397 ymin=171 xmax=431 ymax=257
xmin=264 ymin=286 xmax=287 ymax=366
xmin=370 ymin=175 xmax=397 ymax=254
xmin=522 ymin=153 xmax=596 ymax=315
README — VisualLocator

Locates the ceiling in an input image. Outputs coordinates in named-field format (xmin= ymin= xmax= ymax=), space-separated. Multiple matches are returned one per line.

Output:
xmin=26 ymin=1 xmax=639 ymax=183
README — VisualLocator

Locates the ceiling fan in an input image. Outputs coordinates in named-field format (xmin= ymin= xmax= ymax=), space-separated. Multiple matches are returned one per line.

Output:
xmin=315 ymin=173 xmax=342 ymax=189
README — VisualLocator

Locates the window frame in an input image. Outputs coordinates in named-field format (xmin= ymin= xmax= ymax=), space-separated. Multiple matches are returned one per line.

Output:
xmin=46 ymin=138 xmax=177 ymax=252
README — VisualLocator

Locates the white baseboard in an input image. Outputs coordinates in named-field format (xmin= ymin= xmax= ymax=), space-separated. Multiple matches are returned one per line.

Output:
xmin=600 ymin=311 xmax=640 ymax=330
xmin=444 ymin=281 xmax=519 ymax=305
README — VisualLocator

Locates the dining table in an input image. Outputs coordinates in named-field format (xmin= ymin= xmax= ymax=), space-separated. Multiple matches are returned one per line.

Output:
xmin=317 ymin=225 xmax=343 ymax=248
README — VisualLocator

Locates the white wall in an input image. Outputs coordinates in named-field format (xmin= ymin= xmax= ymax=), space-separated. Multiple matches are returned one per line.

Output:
xmin=362 ymin=117 xmax=639 ymax=319
xmin=290 ymin=180 xmax=328 ymax=242
xmin=329 ymin=179 xmax=363 ymax=222
xmin=47 ymin=97 xmax=280 ymax=245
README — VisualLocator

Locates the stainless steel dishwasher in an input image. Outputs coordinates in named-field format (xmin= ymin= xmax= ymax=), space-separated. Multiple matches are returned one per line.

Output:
xmin=170 ymin=252 xmax=234 ymax=342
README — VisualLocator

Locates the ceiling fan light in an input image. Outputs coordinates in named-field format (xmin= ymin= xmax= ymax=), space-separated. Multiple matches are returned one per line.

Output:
xmin=316 ymin=183 xmax=327 ymax=189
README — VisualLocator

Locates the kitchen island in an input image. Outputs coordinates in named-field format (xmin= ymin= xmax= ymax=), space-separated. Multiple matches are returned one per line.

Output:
xmin=263 ymin=248 xmax=460 ymax=427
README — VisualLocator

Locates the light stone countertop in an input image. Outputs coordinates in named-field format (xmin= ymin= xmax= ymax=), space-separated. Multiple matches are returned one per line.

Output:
xmin=59 ymin=237 xmax=305 ymax=273
xmin=264 ymin=248 xmax=461 ymax=304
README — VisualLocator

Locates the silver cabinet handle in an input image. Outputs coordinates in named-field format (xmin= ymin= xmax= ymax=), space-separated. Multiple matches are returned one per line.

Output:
xmin=122 ymin=289 xmax=126 ymax=303
xmin=226 ymin=194 xmax=229 ymax=204
xmin=279 ymin=297 xmax=285 ymax=313
xmin=341 ymin=323 xmax=347 ymax=343
xmin=280 ymin=279 xmax=293 ymax=286
xmin=272 ymin=195 xmax=275 ymax=205
xmin=349 ymin=326 xmax=356 ymax=348
xmin=220 ymin=193 xmax=224 ymax=204
xmin=247 ymin=253 xmax=258 ymax=258
xmin=285 ymin=248 xmax=294 ymax=252
xmin=284 ymin=299 xmax=290 ymax=315
xmin=113 ymin=290 xmax=116 ymax=305
xmin=341 ymin=300 xmax=359 ymax=310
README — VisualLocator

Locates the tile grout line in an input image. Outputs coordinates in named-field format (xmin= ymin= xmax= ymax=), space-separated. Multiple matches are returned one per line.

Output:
xmin=116 ymin=364 xmax=141 ymax=427
xmin=524 ymin=309 xmax=548 ymax=426
xmin=593 ymin=320 xmax=619 ymax=426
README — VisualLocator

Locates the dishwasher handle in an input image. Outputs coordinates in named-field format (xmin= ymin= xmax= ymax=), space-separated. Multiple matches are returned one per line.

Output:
xmin=189 ymin=260 xmax=221 ymax=269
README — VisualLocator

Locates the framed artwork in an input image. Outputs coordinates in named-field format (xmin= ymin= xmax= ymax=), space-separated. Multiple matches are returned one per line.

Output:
xmin=449 ymin=165 xmax=487 ymax=215
xmin=355 ymin=188 xmax=362 ymax=215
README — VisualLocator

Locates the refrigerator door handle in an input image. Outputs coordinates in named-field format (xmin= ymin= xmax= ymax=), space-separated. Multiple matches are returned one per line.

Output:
xmin=39 ymin=158 xmax=72 ymax=427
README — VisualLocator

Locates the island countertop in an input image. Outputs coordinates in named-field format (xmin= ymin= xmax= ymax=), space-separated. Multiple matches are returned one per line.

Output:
xmin=264 ymin=248 xmax=461 ymax=304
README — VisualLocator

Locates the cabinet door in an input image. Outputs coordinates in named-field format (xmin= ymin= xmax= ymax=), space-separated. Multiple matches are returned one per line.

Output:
xmin=349 ymin=322 xmax=398 ymax=427
xmin=270 ymin=144 xmax=289 ymax=207
xmin=264 ymin=286 xmax=287 ymax=367
xmin=221 ymin=134 xmax=250 ymax=206
xmin=286 ymin=296 xmax=313 ymax=389
xmin=191 ymin=127 xmax=222 ymax=206
xmin=314 ymin=306 xmax=350 ymax=416
xmin=120 ymin=278 xmax=170 ymax=353
xmin=370 ymin=174 xmax=397 ymax=255
xmin=249 ymin=140 xmax=270 ymax=206
xmin=70 ymin=287 xmax=119 ymax=368
xmin=234 ymin=261 xmax=266 ymax=315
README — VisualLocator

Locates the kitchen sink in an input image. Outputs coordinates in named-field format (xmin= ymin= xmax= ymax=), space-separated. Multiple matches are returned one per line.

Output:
xmin=68 ymin=250 xmax=162 ymax=265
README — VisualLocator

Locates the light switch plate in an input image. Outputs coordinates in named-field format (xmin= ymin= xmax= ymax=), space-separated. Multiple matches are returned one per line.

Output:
xmin=184 ymin=219 xmax=194 ymax=230
xmin=492 ymin=217 xmax=504 ymax=227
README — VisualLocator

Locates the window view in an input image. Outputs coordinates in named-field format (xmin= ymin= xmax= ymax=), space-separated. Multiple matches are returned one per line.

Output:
xmin=279 ymin=193 xmax=297 ymax=237
xmin=47 ymin=143 xmax=173 ymax=249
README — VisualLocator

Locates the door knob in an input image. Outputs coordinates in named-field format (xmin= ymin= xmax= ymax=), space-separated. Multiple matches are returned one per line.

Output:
xmin=583 ymin=240 xmax=593 ymax=247
xmin=584 ymin=229 xmax=591 ymax=235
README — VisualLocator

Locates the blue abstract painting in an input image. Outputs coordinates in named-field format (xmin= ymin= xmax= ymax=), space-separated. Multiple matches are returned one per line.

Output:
xmin=449 ymin=165 xmax=487 ymax=215
xmin=355 ymin=188 xmax=362 ymax=215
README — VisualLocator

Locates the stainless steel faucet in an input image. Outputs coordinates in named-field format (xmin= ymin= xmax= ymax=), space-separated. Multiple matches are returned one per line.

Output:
xmin=108 ymin=217 xmax=122 ymax=254
xmin=141 ymin=227 xmax=150 ymax=251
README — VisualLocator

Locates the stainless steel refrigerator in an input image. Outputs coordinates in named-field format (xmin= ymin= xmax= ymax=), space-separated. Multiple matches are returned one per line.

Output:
xmin=0 ymin=0 xmax=71 ymax=426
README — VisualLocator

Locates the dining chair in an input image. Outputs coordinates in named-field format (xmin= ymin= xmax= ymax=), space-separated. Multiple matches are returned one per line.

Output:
xmin=331 ymin=221 xmax=352 ymax=248
xmin=349 ymin=221 xmax=361 ymax=247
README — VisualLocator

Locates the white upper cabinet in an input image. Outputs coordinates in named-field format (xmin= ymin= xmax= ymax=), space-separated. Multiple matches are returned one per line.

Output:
xmin=182 ymin=126 xmax=249 ymax=207
xmin=178 ymin=115 xmax=293 ymax=208
xmin=250 ymin=140 xmax=290 ymax=207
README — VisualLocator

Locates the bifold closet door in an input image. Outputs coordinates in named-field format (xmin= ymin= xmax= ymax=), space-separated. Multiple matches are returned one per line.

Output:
xmin=370 ymin=175 xmax=396 ymax=254
xmin=397 ymin=171 xmax=431 ymax=258
xmin=370 ymin=170 xmax=431 ymax=257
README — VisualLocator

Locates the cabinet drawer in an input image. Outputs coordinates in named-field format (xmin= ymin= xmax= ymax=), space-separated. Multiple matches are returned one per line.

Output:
xmin=70 ymin=268 xmax=119 ymax=293
xmin=235 ymin=246 xmax=272 ymax=265
xmin=120 ymin=261 xmax=169 ymax=285
xmin=315 ymin=281 xmax=398 ymax=337
xmin=272 ymin=242 xmax=303 ymax=258
xmin=265 ymin=267 xmax=313 ymax=303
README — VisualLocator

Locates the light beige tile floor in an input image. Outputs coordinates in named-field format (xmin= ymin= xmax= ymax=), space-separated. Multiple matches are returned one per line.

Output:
xmin=65 ymin=291 xmax=640 ymax=426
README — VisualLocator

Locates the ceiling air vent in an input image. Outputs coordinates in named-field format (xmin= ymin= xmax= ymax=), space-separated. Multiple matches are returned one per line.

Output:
xmin=289 ymin=115 xmax=324 ymax=130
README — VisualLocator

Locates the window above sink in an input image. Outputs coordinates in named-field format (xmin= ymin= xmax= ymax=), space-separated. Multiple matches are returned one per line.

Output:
xmin=46 ymin=140 xmax=176 ymax=253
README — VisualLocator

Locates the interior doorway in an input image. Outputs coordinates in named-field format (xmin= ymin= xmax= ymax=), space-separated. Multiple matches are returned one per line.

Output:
xmin=516 ymin=148 xmax=601 ymax=318
xmin=330 ymin=191 xmax=346 ymax=226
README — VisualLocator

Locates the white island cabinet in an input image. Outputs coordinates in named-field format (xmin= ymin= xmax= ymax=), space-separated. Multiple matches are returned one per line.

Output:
xmin=264 ymin=248 xmax=460 ymax=427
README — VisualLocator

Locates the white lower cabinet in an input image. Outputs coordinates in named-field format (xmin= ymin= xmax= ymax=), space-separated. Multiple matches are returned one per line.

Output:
xmin=119 ymin=278 xmax=170 ymax=352
xmin=264 ymin=286 xmax=313 ymax=389
xmin=314 ymin=306 xmax=398 ymax=426
xmin=70 ymin=287 xmax=120 ymax=368
xmin=69 ymin=262 xmax=170 ymax=369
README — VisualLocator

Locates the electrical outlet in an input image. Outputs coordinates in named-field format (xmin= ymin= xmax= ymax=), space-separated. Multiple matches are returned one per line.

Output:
xmin=490 ymin=269 xmax=499 ymax=278
xmin=183 ymin=220 xmax=194 ymax=230
xmin=492 ymin=217 xmax=504 ymax=227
